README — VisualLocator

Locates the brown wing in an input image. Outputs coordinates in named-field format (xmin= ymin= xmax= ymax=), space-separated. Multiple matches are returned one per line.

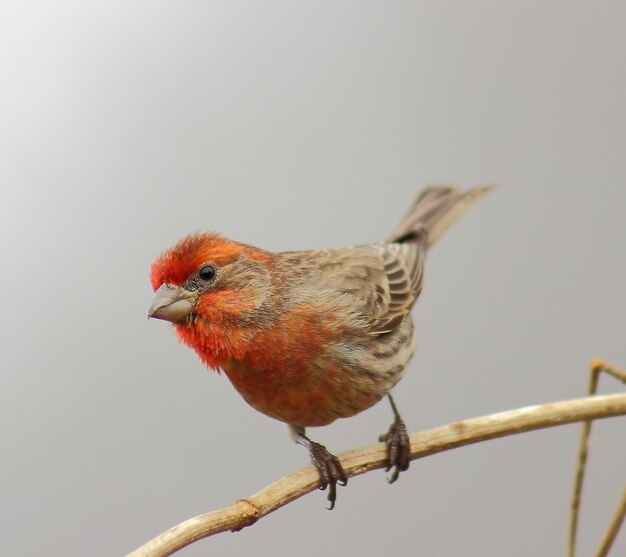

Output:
xmin=279 ymin=237 xmax=426 ymax=336
xmin=369 ymin=240 xmax=425 ymax=333
xmin=276 ymin=186 xmax=492 ymax=337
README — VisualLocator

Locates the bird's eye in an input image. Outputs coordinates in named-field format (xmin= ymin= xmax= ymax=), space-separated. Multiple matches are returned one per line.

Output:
xmin=198 ymin=265 xmax=216 ymax=281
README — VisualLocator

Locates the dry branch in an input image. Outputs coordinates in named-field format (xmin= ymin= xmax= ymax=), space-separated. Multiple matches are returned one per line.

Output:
xmin=127 ymin=392 xmax=626 ymax=557
xmin=568 ymin=360 xmax=626 ymax=557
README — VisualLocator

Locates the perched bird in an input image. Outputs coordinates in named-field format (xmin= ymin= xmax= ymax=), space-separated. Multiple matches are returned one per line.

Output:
xmin=148 ymin=185 xmax=492 ymax=508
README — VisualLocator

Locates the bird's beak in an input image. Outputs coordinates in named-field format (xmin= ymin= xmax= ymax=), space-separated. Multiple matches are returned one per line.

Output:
xmin=148 ymin=284 xmax=195 ymax=323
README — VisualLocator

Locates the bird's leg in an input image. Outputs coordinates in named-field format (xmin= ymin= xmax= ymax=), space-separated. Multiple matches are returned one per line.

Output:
xmin=289 ymin=425 xmax=347 ymax=510
xmin=379 ymin=393 xmax=411 ymax=484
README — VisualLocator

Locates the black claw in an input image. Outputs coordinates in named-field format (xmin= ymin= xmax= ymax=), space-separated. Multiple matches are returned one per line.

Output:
xmin=306 ymin=440 xmax=347 ymax=510
xmin=381 ymin=415 xmax=411 ymax=484
xmin=327 ymin=487 xmax=336 ymax=510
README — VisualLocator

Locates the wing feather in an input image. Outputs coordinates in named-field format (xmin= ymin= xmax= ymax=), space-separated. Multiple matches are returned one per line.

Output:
xmin=279 ymin=236 xmax=426 ymax=336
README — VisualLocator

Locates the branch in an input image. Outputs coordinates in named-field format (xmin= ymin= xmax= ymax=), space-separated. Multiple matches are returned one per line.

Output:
xmin=127 ymin=393 xmax=626 ymax=557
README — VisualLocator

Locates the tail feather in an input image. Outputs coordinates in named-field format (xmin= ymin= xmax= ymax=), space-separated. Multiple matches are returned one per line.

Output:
xmin=388 ymin=185 xmax=494 ymax=249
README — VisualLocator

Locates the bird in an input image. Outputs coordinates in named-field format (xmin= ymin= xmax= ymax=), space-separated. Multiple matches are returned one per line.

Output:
xmin=148 ymin=185 xmax=493 ymax=508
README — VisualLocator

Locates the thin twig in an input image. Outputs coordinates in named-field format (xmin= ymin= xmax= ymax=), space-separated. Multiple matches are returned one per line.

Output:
xmin=568 ymin=362 xmax=602 ymax=557
xmin=568 ymin=360 xmax=626 ymax=557
xmin=127 ymin=392 xmax=626 ymax=557
xmin=596 ymin=487 xmax=626 ymax=557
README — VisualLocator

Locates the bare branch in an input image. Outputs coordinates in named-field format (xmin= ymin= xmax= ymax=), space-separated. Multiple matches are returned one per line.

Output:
xmin=568 ymin=360 xmax=626 ymax=557
xmin=596 ymin=487 xmax=626 ymax=557
xmin=127 ymin=392 xmax=626 ymax=557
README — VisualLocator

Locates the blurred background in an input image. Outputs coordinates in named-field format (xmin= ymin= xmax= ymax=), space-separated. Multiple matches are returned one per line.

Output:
xmin=1 ymin=1 xmax=625 ymax=555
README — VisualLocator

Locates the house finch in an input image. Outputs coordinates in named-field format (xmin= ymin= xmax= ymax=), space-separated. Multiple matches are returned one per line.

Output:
xmin=148 ymin=185 xmax=492 ymax=508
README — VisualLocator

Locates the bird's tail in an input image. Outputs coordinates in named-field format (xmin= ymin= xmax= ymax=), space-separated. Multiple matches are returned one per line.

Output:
xmin=388 ymin=185 xmax=494 ymax=249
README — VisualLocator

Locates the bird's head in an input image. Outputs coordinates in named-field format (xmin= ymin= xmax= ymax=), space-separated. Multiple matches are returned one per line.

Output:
xmin=148 ymin=233 xmax=274 ymax=356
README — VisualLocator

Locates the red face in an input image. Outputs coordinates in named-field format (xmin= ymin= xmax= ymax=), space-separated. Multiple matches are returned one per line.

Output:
xmin=150 ymin=232 xmax=244 ymax=290
xmin=148 ymin=232 xmax=274 ymax=369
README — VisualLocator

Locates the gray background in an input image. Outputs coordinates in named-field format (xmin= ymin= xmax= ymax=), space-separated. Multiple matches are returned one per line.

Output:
xmin=1 ymin=1 xmax=625 ymax=556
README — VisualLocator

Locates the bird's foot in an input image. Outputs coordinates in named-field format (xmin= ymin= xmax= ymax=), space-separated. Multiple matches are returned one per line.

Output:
xmin=291 ymin=426 xmax=347 ymax=509
xmin=379 ymin=415 xmax=411 ymax=484
xmin=307 ymin=440 xmax=347 ymax=510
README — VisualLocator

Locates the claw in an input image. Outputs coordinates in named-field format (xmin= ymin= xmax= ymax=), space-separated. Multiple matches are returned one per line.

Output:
xmin=290 ymin=426 xmax=347 ymax=509
xmin=306 ymin=440 xmax=347 ymax=509
xmin=380 ymin=416 xmax=411 ymax=483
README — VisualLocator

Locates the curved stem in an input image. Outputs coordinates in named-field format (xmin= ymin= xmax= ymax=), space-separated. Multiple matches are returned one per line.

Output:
xmin=127 ymin=392 xmax=626 ymax=557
